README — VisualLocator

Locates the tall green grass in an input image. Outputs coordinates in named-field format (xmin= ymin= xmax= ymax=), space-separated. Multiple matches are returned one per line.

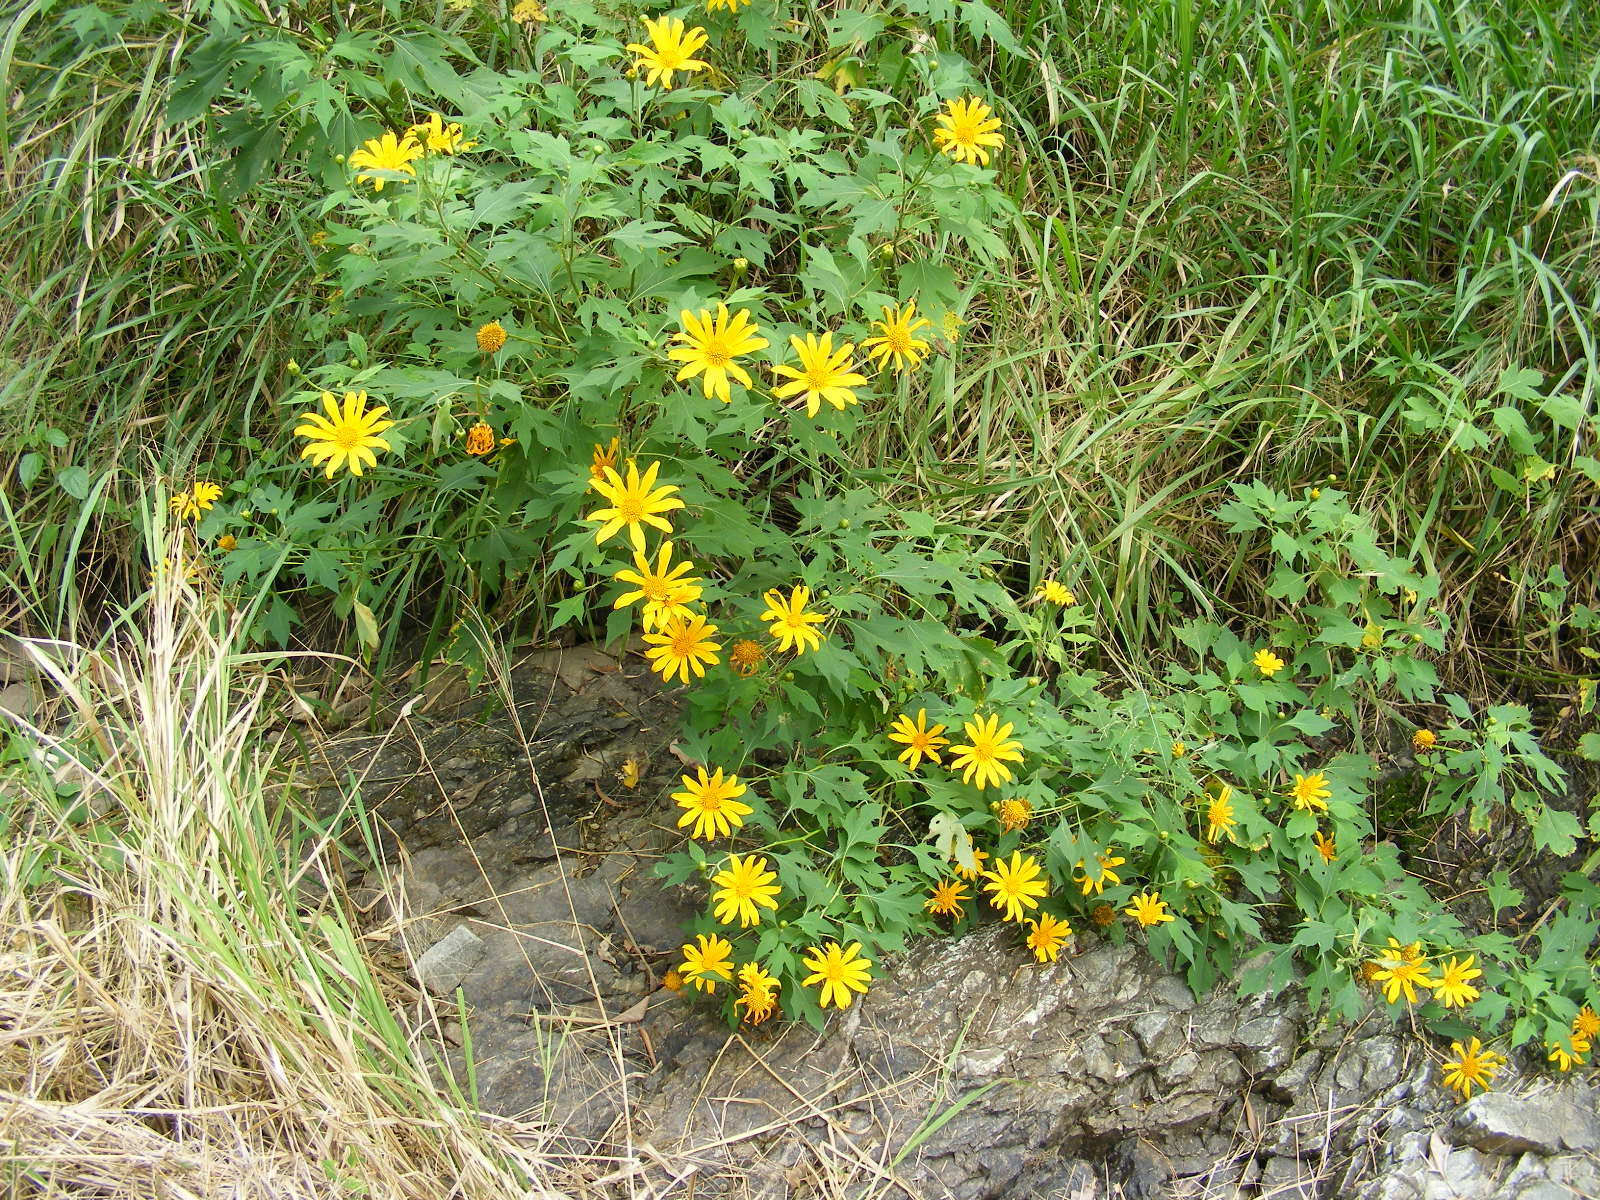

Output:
xmin=865 ymin=0 xmax=1599 ymax=668
xmin=3 ymin=0 xmax=1595 ymax=678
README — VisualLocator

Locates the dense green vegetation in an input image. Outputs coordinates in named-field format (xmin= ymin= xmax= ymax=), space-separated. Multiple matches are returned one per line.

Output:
xmin=2 ymin=0 xmax=1596 ymax=1193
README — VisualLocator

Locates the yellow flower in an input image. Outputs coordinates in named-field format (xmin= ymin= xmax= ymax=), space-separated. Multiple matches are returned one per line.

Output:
xmin=982 ymin=851 xmax=1049 ymax=923
xmin=924 ymin=878 xmax=969 ymax=919
xmin=949 ymin=714 xmax=1024 ymax=790
xmin=348 ymin=131 xmax=423 ymax=190
xmin=771 ymin=332 xmax=869 ymax=418
xmin=997 ymin=797 xmax=1032 ymax=834
xmin=1171 ymin=741 xmax=1187 ymax=759
xmin=1431 ymin=956 xmax=1483 ymax=1009
xmin=1125 ymin=891 xmax=1175 ymax=927
xmin=1205 ymin=787 xmax=1237 ymax=843
xmin=464 ymin=422 xmax=495 ymax=455
xmin=861 ymin=300 xmax=933 ymax=374
xmin=216 ymin=534 xmax=237 ymax=553
xmin=1575 ymin=1005 xmax=1600 ymax=1041
xmin=760 ymin=585 xmax=827 ymax=655
xmin=672 ymin=765 xmax=751 ymax=840
xmin=677 ymin=933 xmax=734 ymax=993
xmin=511 ymin=0 xmax=547 ymax=21
xmin=802 ymin=941 xmax=873 ymax=1009
xmin=661 ymin=967 xmax=683 ymax=991
xmin=735 ymin=962 xmax=780 ymax=1024
xmin=1548 ymin=1037 xmax=1590 ymax=1072
xmin=626 ymin=16 xmax=711 ymax=90
xmin=728 ymin=638 xmax=766 ymax=676
xmin=1074 ymin=852 xmax=1124 ymax=897
xmin=644 ymin=613 xmax=722 ymax=684
xmin=1413 ymin=728 xmax=1437 ymax=752
xmin=1253 ymin=648 xmax=1285 ymax=677
xmin=476 ymin=321 xmax=507 ymax=353
xmin=294 ymin=390 xmax=396 ymax=478
xmin=589 ymin=437 xmax=620 ymax=483
xmin=1036 ymin=579 xmax=1075 ymax=606
xmin=1025 ymin=913 xmax=1072 ymax=963
xmin=705 ymin=0 xmax=748 ymax=10
xmin=612 ymin=541 xmax=703 ymax=631
xmin=1311 ymin=830 xmax=1336 ymax=863
xmin=888 ymin=709 xmax=949 ymax=771
xmin=932 ymin=95 xmax=1005 ymax=166
xmin=169 ymin=480 xmax=223 ymax=522
xmin=1290 ymin=772 xmax=1332 ymax=813
xmin=1369 ymin=939 xmax=1436 ymax=1005
xmin=953 ymin=846 xmax=989 ymax=882
xmin=586 ymin=458 xmax=685 ymax=551
xmin=710 ymin=853 xmax=781 ymax=928
xmin=1440 ymin=1037 xmax=1504 ymax=1099
xmin=668 ymin=303 xmax=768 ymax=402
xmin=409 ymin=112 xmax=473 ymax=154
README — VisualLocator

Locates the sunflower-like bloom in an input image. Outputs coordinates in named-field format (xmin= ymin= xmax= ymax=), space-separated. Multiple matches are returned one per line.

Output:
xmin=801 ymin=941 xmax=873 ymax=1010
xmin=861 ymin=300 xmax=933 ymax=374
xmin=626 ymin=16 xmax=710 ymax=90
xmin=672 ymin=765 xmax=751 ymax=840
xmin=1204 ymin=786 xmax=1237 ymax=842
xmin=589 ymin=437 xmax=620 ymax=482
xmin=1440 ymin=1037 xmax=1503 ymax=1099
xmin=409 ymin=112 xmax=473 ymax=154
xmin=1074 ymin=852 xmax=1125 ymax=896
xmin=953 ymin=846 xmax=989 ymax=882
xmin=1125 ymin=891 xmax=1176 ymax=927
xmin=1253 ymin=648 xmax=1285 ymax=677
xmin=1025 ymin=913 xmax=1072 ymax=963
xmin=1431 ymin=956 xmax=1483 ymax=1009
xmin=924 ymin=878 xmax=968 ymax=919
xmin=1290 ymin=772 xmax=1332 ymax=812
xmin=982 ymin=851 xmax=1048 ymax=923
xmin=705 ymin=0 xmax=748 ymax=10
xmin=677 ymin=933 xmax=734 ymax=993
xmin=771 ymin=332 xmax=869 ymax=418
xmin=644 ymin=613 xmax=722 ymax=683
xmin=1576 ymin=1006 xmax=1600 ymax=1042
xmin=464 ymin=422 xmax=495 ymax=456
xmin=1548 ymin=1038 xmax=1590 ymax=1072
xmin=586 ymin=459 xmax=685 ymax=551
xmin=997 ymin=798 xmax=1032 ymax=834
xmin=932 ymin=96 xmax=1005 ymax=166
xmin=613 ymin=541 xmax=703 ymax=631
xmin=735 ymin=962 xmax=780 ymax=1024
xmin=1035 ymin=579 xmax=1076 ymax=606
xmin=1311 ymin=830 xmax=1336 ymax=863
xmin=348 ymin=131 xmax=423 ymax=191
xmin=728 ymin=639 xmax=766 ymax=676
xmin=1413 ymin=728 xmax=1437 ymax=752
xmin=294 ymin=391 xmax=396 ymax=478
xmin=887 ymin=709 xmax=949 ymax=771
xmin=760 ymin=585 xmax=827 ymax=654
xmin=948 ymin=714 xmax=1024 ymax=790
xmin=710 ymin=853 xmax=781 ymax=928
xmin=1368 ymin=938 xmax=1436 ymax=1005
xmin=476 ymin=321 xmax=507 ymax=352
xmin=512 ymin=0 xmax=547 ymax=21
xmin=669 ymin=303 xmax=768 ymax=402
xmin=169 ymin=481 xmax=223 ymax=521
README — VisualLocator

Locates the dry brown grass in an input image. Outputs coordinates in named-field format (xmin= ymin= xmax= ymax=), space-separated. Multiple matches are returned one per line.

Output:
xmin=0 ymin=530 xmax=574 ymax=1199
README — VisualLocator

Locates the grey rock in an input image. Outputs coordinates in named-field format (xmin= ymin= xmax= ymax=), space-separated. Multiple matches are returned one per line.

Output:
xmin=1453 ymin=1086 xmax=1600 ymax=1156
xmin=411 ymin=923 xmax=486 ymax=996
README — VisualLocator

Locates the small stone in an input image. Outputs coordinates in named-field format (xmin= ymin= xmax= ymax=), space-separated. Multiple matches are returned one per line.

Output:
xmin=411 ymin=924 xmax=487 ymax=996
xmin=1453 ymin=1086 xmax=1600 ymax=1156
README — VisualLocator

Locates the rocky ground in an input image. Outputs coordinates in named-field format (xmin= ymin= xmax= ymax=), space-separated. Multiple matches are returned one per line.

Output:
xmin=298 ymin=643 xmax=1600 ymax=1199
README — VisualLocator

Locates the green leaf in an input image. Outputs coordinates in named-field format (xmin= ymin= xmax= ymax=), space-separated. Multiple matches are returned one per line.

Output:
xmin=351 ymin=601 xmax=379 ymax=653
xmin=1531 ymin=806 xmax=1582 ymax=856
xmin=57 ymin=467 xmax=90 ymax=500
xmin=1577 ymin=732 xmax=1600 ymax=762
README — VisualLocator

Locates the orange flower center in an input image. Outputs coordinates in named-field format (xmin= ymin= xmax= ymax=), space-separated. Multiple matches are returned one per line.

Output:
xmin=699 ymin=335 xmax=731 ymax=367
xmin=671 ymin=626 xmax=700 ymax=656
